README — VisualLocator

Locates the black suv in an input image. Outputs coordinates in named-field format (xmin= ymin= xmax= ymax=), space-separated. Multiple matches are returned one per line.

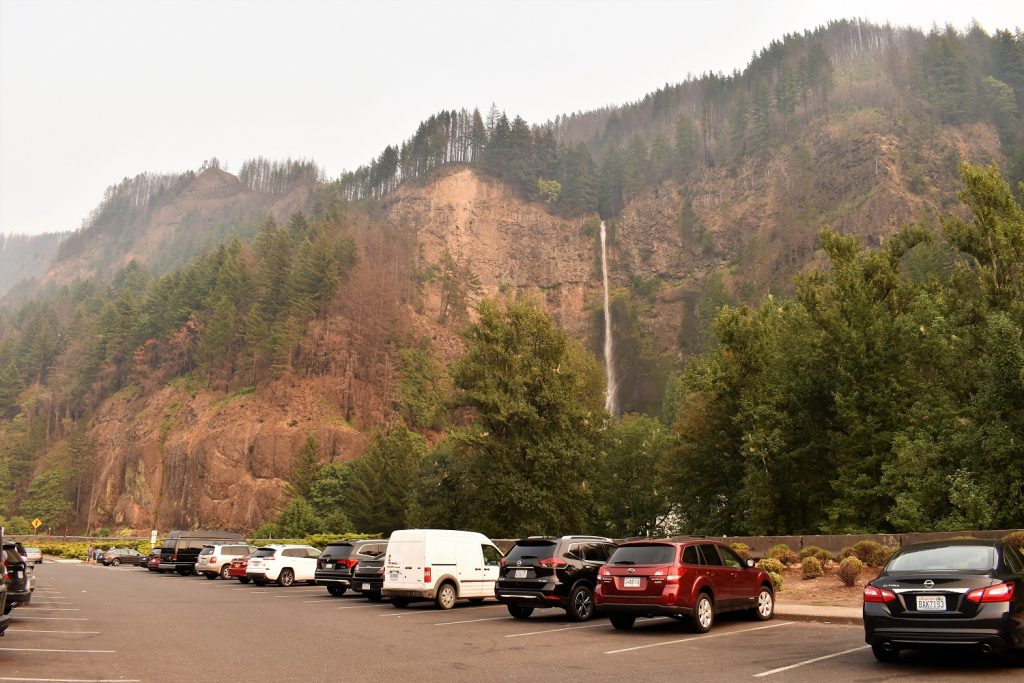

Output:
xmin=495 ymin=535 xmax=617 ymax=621
xmin=2 ymin=541 xmax=32 ymax=614
xmin=315 ymin=539 xmax=387 ymax=597
xmin=351 ymin=550 xmax=389 ymax=602
xmin=158 ymin=530 xmax=245 ymax=575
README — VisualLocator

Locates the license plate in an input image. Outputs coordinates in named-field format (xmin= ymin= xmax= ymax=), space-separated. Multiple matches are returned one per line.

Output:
xmin=389 ymin=571 xmax=399 ymax=580
xmin=917 ymin=595 xmax=945 ymax=611
xmin=623 ymin=577 xmax=641 ymax=588
xmin=514 ymin=569 xmax=528 ymax=579
xmin=325 ymin=562 xmax=333 ymax=569
xmin=362 ymin=583 xmax=371 ymax=590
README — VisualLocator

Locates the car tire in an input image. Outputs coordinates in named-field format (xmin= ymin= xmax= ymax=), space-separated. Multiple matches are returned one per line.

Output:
xmin=204 ymin=572 xmax=218 ymax=580
xmin=111 ymin=558 xmax=120 ymax=567
xmin=690 ymin=592 xmax=714 ymax=633
xmin=507 ymin=604 xmax=534 ymax=619
xmin=469 ymin=597 xmax=485 ymax=604
xmin=327 ymin=584 xmax=347 ymax=597
xmin=368 ymin=592 xmax=383 ymax=603
xmin=566 ymin=584 xmax=595 ymax=622
xmin=392 ymin=599 xmax=409 ymax=609
xmin=3 ymin=602 xmax=11 ymax=616
xmin=435 ymin=582 xmax=457 ymax=610
xmin=238 ymin=577 xmax=251 ymax=584
xmin=279 ymin=569 xmax=295 ymax=587
xmin=752 ymin=586 xmax=774 ymax=621
xmin=871 ymin=642 xmax=900 ymax=663
xmin=176 ymin=567 xmax=191 ymax=576
xmin=610 ymin=614 xmax=635 ymax=630
xmin=253 ymin=578 xmax=267 ymax=586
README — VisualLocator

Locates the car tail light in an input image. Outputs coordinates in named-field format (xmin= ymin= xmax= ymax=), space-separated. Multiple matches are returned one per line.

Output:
xmin=863 ymin=586 xmax=897 ymax=603
xmin=538 ymin=557 xmax=568 ymax=568
xmin=424 ymin=566 xmax=432 ymax=583
xmin=499 ymin=556 xmax=506 ymax=567
xmin=345 ymin=559 xmax=359 ymax=569
xmin=208 ymin=556 xmax=217 ymax=564
xmin=598 ymin=566 xmax=610 ymax=577
xmin=967 ymin=582 xmax=1015 ymax=603
xmin=172 ymin=552 xmax=177 ymax=561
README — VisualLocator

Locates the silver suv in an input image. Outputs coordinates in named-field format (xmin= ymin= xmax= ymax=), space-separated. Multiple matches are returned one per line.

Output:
xmin=196 ymin=544 xmax=257 ymax=580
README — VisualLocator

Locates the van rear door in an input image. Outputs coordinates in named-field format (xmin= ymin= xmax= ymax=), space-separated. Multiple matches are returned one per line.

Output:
xmin=384 ymin=538 xmax=425 ymax=591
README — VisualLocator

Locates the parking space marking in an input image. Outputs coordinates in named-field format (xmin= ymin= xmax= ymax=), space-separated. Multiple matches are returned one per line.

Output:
xmin=12 ymin=616 xmax=89 ymax=622
xmin=0 ymin=678 xmax=140 ymax=682
xmin=434 ymin=616 xmax=509 ymax=626
xmin=24 ymin=608 xmax=80 ymax=611
xmin=505 ymin=616 xmax=667 ymax=639
xmin=8 ymin=630 xmax=101 ymax=635
xmin=338 ymin=604 xmax=389 ymax=610
xmin=752 ymin=645 xmax=870 ymax=677
xmin=0 ymin=648 xmax=116 ymax=654
xmin=604 ymin=621 xmax=793 ymax=655
xmin=302 ymin=599 xmax=340 ymax=604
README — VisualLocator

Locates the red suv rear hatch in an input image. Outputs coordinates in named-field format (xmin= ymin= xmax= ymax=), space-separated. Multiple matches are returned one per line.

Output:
xmin=599 ymin=543 xmax=680 ymax=600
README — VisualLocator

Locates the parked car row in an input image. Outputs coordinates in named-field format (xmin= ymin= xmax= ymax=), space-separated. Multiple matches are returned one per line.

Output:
xmin=134 ymin=529 xmax=1024 ymax=665
xmin=2 ymin=540 xmax=35 ymax=621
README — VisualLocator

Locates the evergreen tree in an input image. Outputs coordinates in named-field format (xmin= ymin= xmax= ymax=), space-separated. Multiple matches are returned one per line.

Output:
xmin=288 ymin=435 xmax=323 ymax=500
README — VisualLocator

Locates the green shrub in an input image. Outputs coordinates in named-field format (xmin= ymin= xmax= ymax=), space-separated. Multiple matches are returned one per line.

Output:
xmin=756 ymin=558 xmax=785 ymax=575
xmin=799 ymin=545 xmax=834 ymax=565
xmin=768 ymin=571 xmax=784 ymax=592
xmin=839 ymin=546 xmax=855 ymax=560
xmin=765 ymin=544 xmax=800 ymax=566
xmin=1003 ymin=531 xmax=1024 ymax=551
xmin=730 ymin=543 xmax=751 ymax=560
xmin=801 ymin=556 xmax=824 ymax=579
xmin=851 ymin=540 xmax=895 ymax=566
xmin=838 ymin=557 xmax=864 ymax=587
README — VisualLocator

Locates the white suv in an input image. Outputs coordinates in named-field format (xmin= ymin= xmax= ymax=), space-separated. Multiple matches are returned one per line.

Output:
xmin=196 ymin=544 xmax=257 ymax=580
xmin=246 ymin=545 xmax=322 ymax=586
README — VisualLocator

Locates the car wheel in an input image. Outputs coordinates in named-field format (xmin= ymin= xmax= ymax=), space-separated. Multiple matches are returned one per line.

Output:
xmin=238 ymin=577 xmax=251 ymax=584
xmin=3 ymin=602 xmax=11 ymax=616
xmin=871 ymin=642 xmax=900 ymax=663
xmin=220 ymin=565 xmax=231 ymax=580
xmin=566 ymin=584 xmax=595 ymax=622
xmin=753 ymin=586 xmax=774 ymax=621
xmin=176 ymin=567 xmax=191 ymax=576
xmin=392 ymin=599 xmax=409 ymax=609
xmin=327 ymin=584 xmax=347 ymax=597
xmin=204 ymin=572 xmax=218 ymax=580
xmin=279 ymin=569 xmax=295 ymax=587
xmin=368 ymin=592 xmax=383 ymax=603
xmin=610 ymin=614 xmax=635 ymax=630
xmin=253 ymin=578 xmax=267 ymax=586
xmin=690 ymin=592 xmax=714 ymax=633
xmin=435 ymin=582 xmax=457 ymax=610
xmin=111 ymin=558 xmax=120 ymax=567
xmin=507 ymin=604 xmax=534 ymax=619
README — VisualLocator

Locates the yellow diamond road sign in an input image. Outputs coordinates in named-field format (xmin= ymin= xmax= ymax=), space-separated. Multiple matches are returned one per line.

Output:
xmin=31 ymin=518 xmax=41 ymax=529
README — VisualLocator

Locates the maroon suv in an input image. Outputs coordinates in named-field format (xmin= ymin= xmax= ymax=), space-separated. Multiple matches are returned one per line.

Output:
xmin=594 ymin=538 xmax=775 ymax=632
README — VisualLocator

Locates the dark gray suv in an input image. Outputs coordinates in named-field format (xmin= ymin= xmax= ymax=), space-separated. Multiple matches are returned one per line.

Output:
xmin=495 ymin=535 xmax=617 ymax=621
xmin=315 ymin=539 xmax=388 ymax=596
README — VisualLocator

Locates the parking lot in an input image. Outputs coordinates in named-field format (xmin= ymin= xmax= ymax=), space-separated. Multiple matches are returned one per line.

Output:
xmin=1 ymin=562 xmax=1021 ymax=682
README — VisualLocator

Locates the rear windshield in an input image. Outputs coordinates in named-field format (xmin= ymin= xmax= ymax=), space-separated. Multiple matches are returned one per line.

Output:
xmin=321 ymin=544 xmax=354 ymax=560
xmin=609 ymin=544 xmax=677 ymax=565
xmin=888 ymin=545 xmax=997 ymax=572
xmin=198 ymin=546 xmax=214 ymax=556
xmin=505 ymin=541 xmax=557 ymax=564
xmin=253 ymin=548 xmax=278 ymax=558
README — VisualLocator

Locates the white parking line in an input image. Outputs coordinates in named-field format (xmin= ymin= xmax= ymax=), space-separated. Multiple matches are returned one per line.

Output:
xmin=302 ymin=599 xmax=340 ymax=604
xmin=338 ymin=604 xmax=388 ymax=610
xmin=434 ymin=616 xmax=508 ymax=626
xmin=505 ymin=616 xmax=668 ymax=639
xmin=23 ymin=608 xmax=80 ymax=611
xmin=11 ymin=617 xmax=89 ymax=622
xmin=605 ymin=622 xmax=793 ymax=655
xmin=752 ymin=645 xmax=870 ymax=677
xmin=0 ymin=648 xmax=115 ymax=653
xmin=8 ymin=630 xmax=101 ymax=635
xmin=0 ymin=678 xmax=139 ymax=682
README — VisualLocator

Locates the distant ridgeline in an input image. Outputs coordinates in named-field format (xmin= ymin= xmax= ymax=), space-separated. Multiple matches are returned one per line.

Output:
xmin=333 ymin=19 xmax=1023 ymax=213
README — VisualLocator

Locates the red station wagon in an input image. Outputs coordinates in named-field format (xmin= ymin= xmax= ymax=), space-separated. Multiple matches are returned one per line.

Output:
xmin=595 ymin=538 xmax=775 ymax=632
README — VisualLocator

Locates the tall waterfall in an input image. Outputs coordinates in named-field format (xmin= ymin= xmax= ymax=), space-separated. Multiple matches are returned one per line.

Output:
xmin=600 ymin=221 xmax=618 ymax=416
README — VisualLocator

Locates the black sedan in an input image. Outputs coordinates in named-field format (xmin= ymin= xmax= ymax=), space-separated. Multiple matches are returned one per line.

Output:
xmin=864 ymin=539 xmax=1024 ymax=663
xmin=101 ymin=547 xmax=145 ymax=567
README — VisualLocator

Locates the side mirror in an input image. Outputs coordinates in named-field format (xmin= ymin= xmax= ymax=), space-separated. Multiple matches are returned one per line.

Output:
xmin=746 ymin=558 xmax=755 ymax=568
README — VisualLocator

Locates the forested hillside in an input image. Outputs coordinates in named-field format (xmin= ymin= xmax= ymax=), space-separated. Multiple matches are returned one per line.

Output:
xmin=0 ymin=20 xmax=1022 ymax=537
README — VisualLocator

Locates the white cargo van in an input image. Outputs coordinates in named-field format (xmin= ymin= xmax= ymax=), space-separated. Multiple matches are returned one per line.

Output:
xmin=382 ymin=529 xmax=503 ymax=609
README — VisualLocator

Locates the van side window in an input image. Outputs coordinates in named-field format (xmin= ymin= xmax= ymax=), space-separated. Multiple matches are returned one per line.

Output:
xmin=482 ymin=545 xmax=502 ymax=567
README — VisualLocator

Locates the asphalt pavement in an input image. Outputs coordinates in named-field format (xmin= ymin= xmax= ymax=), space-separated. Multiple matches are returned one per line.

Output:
xmin=0 ymin=562 xmax=1019 ymax=682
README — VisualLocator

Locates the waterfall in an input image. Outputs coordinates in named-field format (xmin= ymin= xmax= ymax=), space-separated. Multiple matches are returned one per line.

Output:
xmin=600 ymin=221 xmax=618 ymax=416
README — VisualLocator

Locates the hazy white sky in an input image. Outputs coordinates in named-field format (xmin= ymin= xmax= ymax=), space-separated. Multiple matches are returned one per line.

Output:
xmin=1 ymin=0 xmax=1020 ymax=236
